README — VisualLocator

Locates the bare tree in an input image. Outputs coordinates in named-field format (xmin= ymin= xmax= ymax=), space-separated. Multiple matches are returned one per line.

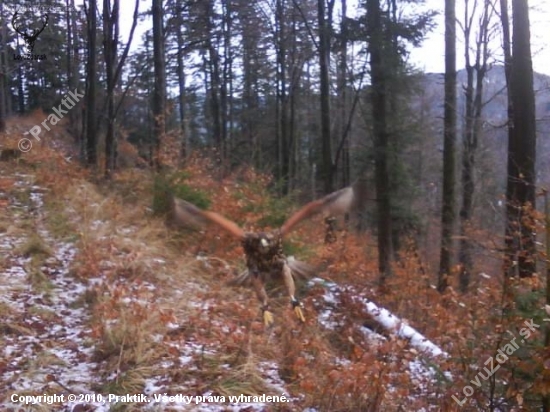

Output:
xmin=458 ymin=0 xmax=495 ymax=292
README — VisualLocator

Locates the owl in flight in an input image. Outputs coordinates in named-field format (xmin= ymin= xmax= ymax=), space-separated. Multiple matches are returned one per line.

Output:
xmin=172 ymin=185 xmax=357 ymax=326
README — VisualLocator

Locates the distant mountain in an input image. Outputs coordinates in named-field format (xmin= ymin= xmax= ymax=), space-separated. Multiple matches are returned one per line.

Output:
xmin=421 ymin=65 xmax=550 ymax=120
xmin=417 ymin=65 xmax=550 ymax=189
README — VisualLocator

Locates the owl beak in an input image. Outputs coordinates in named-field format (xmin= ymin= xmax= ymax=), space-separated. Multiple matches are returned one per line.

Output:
xmin=260 ymin=238 xmax=269 ymax=247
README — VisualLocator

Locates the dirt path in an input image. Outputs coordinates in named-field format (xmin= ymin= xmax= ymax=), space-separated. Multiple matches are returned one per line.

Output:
xmin=0 ymin=163 xmax=292 ymax=412
xmin=0 ymin=169 xmax=101 ymax=407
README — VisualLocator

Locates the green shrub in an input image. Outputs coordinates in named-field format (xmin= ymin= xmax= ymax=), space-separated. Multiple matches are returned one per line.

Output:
xmin=152 ymin=172 xmax=210 ymax=216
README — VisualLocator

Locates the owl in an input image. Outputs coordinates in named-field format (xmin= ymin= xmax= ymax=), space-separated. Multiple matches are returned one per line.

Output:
xmin=172 ymin=185 xmax=358 ymax=325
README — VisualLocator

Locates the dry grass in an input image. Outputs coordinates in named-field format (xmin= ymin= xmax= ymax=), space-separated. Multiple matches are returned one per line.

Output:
xmin=2 ymin=119 xmax=547 ymax=410
xmin=18 ymin=233 xmax=52 ymax=257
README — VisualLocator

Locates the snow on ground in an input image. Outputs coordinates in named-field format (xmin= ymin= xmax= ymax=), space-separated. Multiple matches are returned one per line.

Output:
xmin=309 ymin=277 xmax=452 ymax=388
xmin=1 ymin=163 xmax=449 ymax=411
xmin=1 ymin=169 xmax=291 ymax=411
xmin=1 ymin=174 xmax=98 ymax=403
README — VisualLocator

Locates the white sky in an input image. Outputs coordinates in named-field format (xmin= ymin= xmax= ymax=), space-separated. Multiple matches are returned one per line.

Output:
xmin=409 ymin=0 xmax=550 ymax=75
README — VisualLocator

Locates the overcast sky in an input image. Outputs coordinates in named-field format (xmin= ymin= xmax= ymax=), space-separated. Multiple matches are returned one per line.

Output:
xmin=408 ymin=0 xmax=550 ymax=75
xmin=116 ymin=0 xmax=549 ymax=76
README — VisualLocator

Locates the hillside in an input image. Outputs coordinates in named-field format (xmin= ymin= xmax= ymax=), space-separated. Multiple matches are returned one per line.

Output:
xmin=418 ymin=66 xmax=550 ymax=190
xmin=1 ymin=116 xmax=548 ymax=411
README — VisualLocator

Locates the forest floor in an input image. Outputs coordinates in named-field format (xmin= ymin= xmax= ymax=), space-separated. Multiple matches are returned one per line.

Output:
xmin=1 ymin=116 xmax=296 ymax=411
xmin=1 ymin=115 xmax=545 ymax=411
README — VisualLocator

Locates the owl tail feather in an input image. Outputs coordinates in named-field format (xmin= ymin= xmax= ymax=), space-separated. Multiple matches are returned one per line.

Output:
xmin=226 ymin=257 xmax=314 ymax=288
xmin=227 ymin=269 xmax=253 ymax=287
xmin=286 ymin=256 xmax=315 ymax=280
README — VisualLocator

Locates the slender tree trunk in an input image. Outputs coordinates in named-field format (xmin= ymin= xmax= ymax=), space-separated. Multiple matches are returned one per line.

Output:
xmin=318 ymin=0 xmax=333 ymax=194
xmin=438 ymin=0 xmax=457 ymax=293
xmin=339 ymin=0 xmax=349 ymax=187
xmin=65 ymin=0 xmax=76 ymax=131
xmin=66 ymin=0 xmax=73 ymax=91
xmin=240 ymin=5 xmax=259 ymax=168
xmin=458 ymin=0 xmax=490 ymax=292
xmin=242 ymin=52 xmax=256 ymax=166
xmin=458 ymin=73 xmax=476 ymax=292
xmin=85 ymin=0 xmax=98 ymax=166
xmin=544 ymin=191 xmax=550 ymax=412
xmin=103 ymin=0 xmax=117 ymax=177
xmin=0 ymin=1 xmax=7 ymax=132
xmin=221 ymin=0 xmax=232 ymax=160
xmin=0 ymin=75 xmax=4 ymax=132
xmin=288 ymin=15 xmax=296 ymax=191
xmin=208 ymin=46 xmax=222 ymax=149
xmin=367 ymin=0 xmax=392 ymax=283
xmin=500 ymin=0 xmax=513 ymax=266
xmin=152 ymin=0 xmax=165 ymax=170
xmin=176 ymin=0 xmax=188 ymax=163
xmin=17 ymin=63 xmax=24 ymax=114
xmin=66 ymin=0 xmax=80 ymax=140
xmin=0 ymin=71 xmax=4 ymax=132
xmin=276 ymin=0 xmax=290 ymax=194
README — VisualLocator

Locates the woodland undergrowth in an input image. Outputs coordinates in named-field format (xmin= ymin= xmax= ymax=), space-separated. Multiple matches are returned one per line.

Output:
xmin=1 ymin=119 xmax=549 ymax=410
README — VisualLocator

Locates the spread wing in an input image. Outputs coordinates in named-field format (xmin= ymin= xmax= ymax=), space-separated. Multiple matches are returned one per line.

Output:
xmin=172 ymin=197 xmax=245 ymax=239
xmin=280 ymin=186 xmax=356 ymax=235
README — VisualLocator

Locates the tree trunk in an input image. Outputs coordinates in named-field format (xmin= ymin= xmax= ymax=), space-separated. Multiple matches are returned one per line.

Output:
xmin=103 ymin=0 xmax=117 ymax=177
xmin=318 ymin=0 xmax=333 ymax=194
xmin=152 ymin=0 xmax=166 ymax=170
xmin=239 ymin=2 xmax=260 ymax=169
xmin=17 ymin=63 xmax=25 ymax=114
xmin=66 ymin=0 xmax=80 ymax=141
xmin=544 ymin=191 xmax=550 ymax=412
xmin=85 ymin=0 xmax=98 ymax=166
xmin=222 ymin=0 xmax=232 ymax=161
xmin=504 ymin=0 xmax=537 ymax=278
xmin=458 ymin=0 xmax=491 ymax=292
xmin=366 ymin=0 xmax=392 ymax=284
xmin=176 ymin=0 xmax=188 ymax=163
xmin=438 ymin=0 xmax=457 ymax=293
xmin=1 ymin=4 xmax=10 ymax=119
xmin=0 ymin=0 xmax=6 ymax=132
xmin=338 ymin=0 xmax=349 ymax=187
xmin=0 ymin=72 xmax=4 ymax=132
xmin=102 ymin=0 xmax=138 ymax=176
xmin=276 ymin=0 xmax=290 ymax=194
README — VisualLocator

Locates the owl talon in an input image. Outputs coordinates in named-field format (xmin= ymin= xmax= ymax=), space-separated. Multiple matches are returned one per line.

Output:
xmin=292 ymin=300 xmax=305 ymax=323
xmin=294 ymin=306 xmax=305 ymax=322
xmin=263 ymin=309 xmax=274 ymax=326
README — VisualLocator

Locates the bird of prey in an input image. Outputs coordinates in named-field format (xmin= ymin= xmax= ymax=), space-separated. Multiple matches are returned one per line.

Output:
xmin=171 ymin=185 xmax=358 ymax=326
